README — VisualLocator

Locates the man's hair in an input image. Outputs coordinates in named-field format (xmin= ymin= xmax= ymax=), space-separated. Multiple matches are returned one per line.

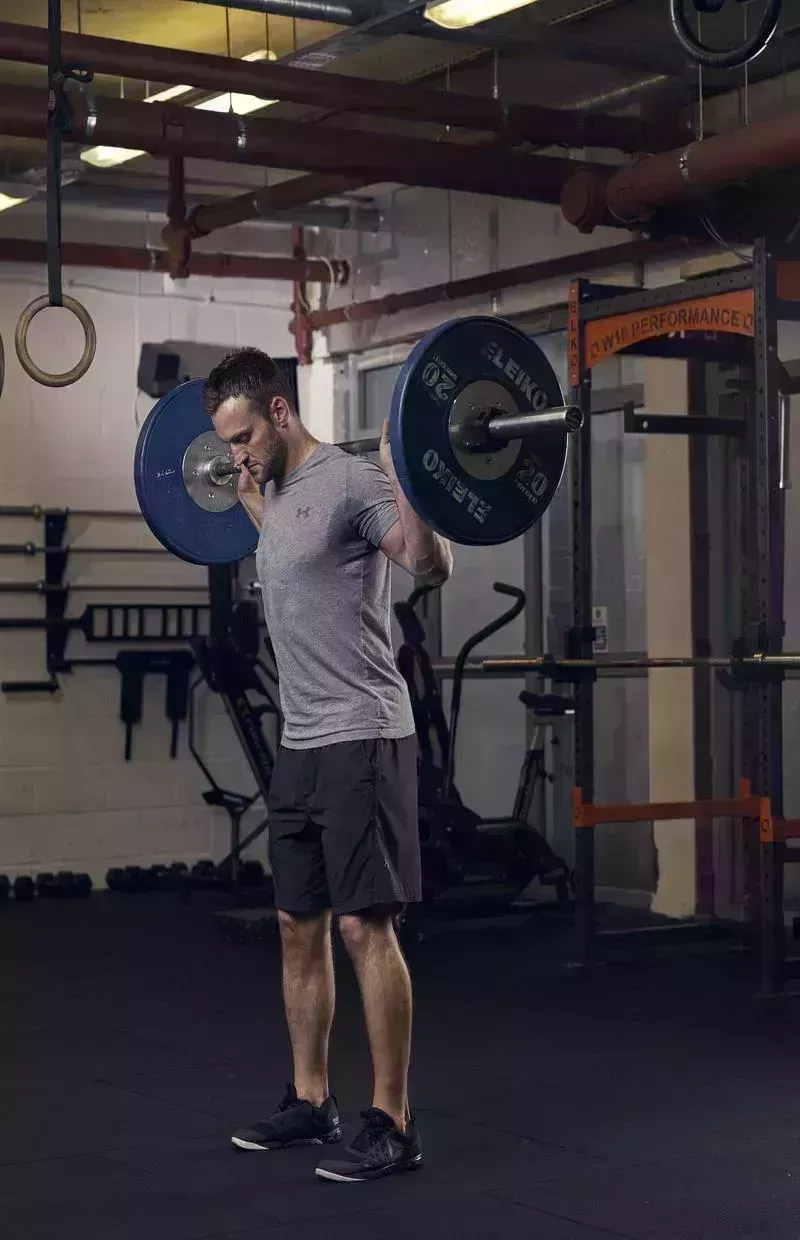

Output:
xmin=203 ymin=347 xmax=295 ymax=419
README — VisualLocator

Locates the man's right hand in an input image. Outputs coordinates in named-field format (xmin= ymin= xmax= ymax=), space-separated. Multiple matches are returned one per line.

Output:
xmin=237 ymin=466 xmax=265 ymax=531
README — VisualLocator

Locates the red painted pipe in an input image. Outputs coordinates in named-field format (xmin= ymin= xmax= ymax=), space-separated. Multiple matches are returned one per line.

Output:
xmin=173 ymin=174 xmax=370 ymax=246
xmin=562 ymin=110 xmax=800 ymax=232
xmin=307 ymin=236 xmax=711 ymax=329
xmin=0 ymin=83 xmax=606 ymax=204
xmin=166 ymin=155 xmax=190 ymax=279
xmin=0 ymin=20 xmax=687 ymax=154
xmin=0 ymin=238 xmax=343 ymax=282
xmin=290 ymin=224 xmax=313 ymax=365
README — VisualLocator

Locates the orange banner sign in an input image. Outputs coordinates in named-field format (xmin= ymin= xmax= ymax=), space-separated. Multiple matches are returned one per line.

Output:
xmin=578 ymin=288 xmax=754 ymax=372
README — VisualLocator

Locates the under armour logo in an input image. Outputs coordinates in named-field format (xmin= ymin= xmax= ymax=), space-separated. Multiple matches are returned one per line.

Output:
xmin=296 ymin=505 xmax=311 ymax=519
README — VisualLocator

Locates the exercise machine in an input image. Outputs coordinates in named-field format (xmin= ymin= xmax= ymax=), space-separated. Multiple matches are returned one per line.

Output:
xmin=395 ymin=581 xmax=572 ymax=935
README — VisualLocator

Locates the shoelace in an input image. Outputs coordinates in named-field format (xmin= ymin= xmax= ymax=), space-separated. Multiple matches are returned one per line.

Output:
xmin=278 ymin=1087 xmax=302 ymax=1114
xmin=350 ymin=1108 xmax=395 ymax=1154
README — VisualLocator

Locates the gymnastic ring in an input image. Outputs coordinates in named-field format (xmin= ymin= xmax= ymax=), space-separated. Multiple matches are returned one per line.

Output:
xmin=15 ymin=294 xmax=97 ymax=388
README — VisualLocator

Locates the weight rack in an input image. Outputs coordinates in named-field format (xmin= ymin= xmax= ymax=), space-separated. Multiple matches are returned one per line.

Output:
xmin=567 ymin=240 xmax=800 ymax=996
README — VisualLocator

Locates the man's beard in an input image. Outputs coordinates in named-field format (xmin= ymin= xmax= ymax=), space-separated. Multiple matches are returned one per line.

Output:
xmin=261 ymin=429 xmax=289 ymax=490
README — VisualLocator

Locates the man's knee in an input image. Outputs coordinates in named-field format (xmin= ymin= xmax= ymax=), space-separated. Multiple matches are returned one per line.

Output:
xmin=278 ymin=908 xmax=331 ymax=956
xmin=338 ymin=905 xmax=398 ymax=958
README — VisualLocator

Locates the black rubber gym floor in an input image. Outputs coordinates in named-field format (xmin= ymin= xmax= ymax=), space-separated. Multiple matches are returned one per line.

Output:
xmin=3 ymin=893 xmax=800 ymax=1240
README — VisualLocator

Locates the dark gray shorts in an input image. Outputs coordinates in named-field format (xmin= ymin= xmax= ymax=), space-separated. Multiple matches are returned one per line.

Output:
xmin=267 ymin=735 xmax=421 ymax=915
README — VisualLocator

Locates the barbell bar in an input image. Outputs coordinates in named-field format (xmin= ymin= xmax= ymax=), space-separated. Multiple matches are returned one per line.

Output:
xmin=0 ymin=581 xmax=207 ymax=594
xmin=208 ymin=402 xmax=582 ymax=477
xmin=0 ymin=507 xmax=141 ymax=519
xmin=0 ymin=543 xmax=168 ymax=557
xmin=134 ymin=315 xmax=582 ymax=565
xmin=481 ymin=655 xmax=800 ymax=672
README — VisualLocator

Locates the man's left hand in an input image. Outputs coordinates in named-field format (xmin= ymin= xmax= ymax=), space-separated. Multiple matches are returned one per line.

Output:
xmin=379 ymin=419 xmax=397 ymax=480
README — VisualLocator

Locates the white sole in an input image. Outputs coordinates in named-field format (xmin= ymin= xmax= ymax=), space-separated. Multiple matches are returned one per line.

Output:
xmin=315 ymin=1168 xmax=366 ymax=1183
xmin=231 ymin=1136 xmax=324 ymax=1151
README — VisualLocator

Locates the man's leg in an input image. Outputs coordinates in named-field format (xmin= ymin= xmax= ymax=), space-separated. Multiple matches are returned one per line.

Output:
xmin=338 ymin=909 xmax=412 ymax=1132
xmin=279 ymin=908 xmax=334 ymax=1106
xmin=314 ymin=736 xmax=422 ymax=1181
xmin=231 ymin=749 xmax=342 ymax=1152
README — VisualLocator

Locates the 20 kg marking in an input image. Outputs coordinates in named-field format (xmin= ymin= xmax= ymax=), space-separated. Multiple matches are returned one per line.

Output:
xmin=422 ymin=359 xmax=457 ymax=405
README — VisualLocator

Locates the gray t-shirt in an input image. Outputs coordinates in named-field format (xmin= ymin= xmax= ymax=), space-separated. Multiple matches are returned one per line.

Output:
xmin=256 ymin=442 xmax=415 ymax=749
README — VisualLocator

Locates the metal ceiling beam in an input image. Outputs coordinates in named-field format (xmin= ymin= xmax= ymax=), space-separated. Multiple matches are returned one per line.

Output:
xmin=0 ymin=83 xmax=614 ymax=203
xmin=0 ymin=22 xmax=687 ymax=152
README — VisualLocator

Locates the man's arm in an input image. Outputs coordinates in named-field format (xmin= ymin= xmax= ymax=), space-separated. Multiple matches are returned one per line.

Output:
xmin=378 ymin=421 xmax=454 ymax=587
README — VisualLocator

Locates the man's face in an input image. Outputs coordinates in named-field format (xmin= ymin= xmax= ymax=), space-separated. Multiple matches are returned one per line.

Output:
xmin=212 ymin=394 xmax=288 ymax=487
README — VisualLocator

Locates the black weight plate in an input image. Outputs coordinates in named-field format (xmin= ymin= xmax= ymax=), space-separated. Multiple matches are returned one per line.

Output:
xmin=390 ymin=316 xmax=568 ymax=546
xmin=134 ymin=379 xmax=258 ymax=566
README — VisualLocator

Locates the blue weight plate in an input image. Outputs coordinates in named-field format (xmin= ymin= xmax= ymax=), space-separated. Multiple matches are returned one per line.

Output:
xmin=134 ymin=379 xmax=259 ymax=566
xmin=390 ymin=316 xmax=569 ymax=546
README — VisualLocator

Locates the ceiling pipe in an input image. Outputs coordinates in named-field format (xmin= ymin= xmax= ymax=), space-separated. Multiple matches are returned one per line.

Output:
xmin=54 ymin=179 xmax=383 ymax=230
xmin=306 ymin=236 xmax=712 ymax=330
xmin=290 ymin=224 xmax=314 ymax=364
xmin=163 ymin=174 xmax=371 ymax=261
xmin=189 ymin=0 xmax=361 ymax=22
xmin=0 ymin=22 xmax=688 ymax=153
xmin=0 ymin=84 xmax=612 ymax=203
xmin=561 ymin=111 xmax=800 ymax=233
xmin=0 ymin=237 xmax=348 ymax=281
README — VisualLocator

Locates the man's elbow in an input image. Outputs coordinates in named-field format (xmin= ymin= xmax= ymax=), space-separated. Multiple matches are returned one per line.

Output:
xmin=419 ymin=552 xmax=453 ymax=588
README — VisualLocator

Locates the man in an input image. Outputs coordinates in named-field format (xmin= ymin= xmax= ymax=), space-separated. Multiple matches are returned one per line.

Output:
xmin=204 ymin=348 xmax=453 ymax=1184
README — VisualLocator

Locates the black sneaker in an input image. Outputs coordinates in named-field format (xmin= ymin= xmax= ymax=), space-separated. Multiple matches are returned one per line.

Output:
xmin=231 ymin=1084 xmax=341 ymax=1151
xmin=315 ymin=1108 xmax=422 ymax=1182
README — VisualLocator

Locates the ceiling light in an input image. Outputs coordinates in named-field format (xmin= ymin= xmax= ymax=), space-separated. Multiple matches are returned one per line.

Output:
xmin=145 ymin=83 xmax=194 ymax=104
xmin=80 ymin=146 xmax=145 ymax=169
xmin=194 ymin=91 xmax=276 ymax=115
xmin=424 ymin=0 xmax=539 ymax=29
xmin=80 ymin=48 xmax=277 ymax=169
xmin=242 ymin=49 xmax=277 ymax=62
xmin=0 ymin=188 xmax=33 ymax=213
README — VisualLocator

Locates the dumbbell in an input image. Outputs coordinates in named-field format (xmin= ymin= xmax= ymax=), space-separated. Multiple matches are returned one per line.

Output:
xmin=238 ymin=860 xmax=265 ymax=887
xmin=124 ymin=866 xmax=149 ymax=892
xmin=166 ymin=861 xmax=189 ymax=888
xmin=13 ymin=875 xmax=35 ymax=902
xmin=191 ymin=860 xmax=218 ymax=883
xmin=37 ymin=871 xmax=94 ymax=898
xmin=55 ymin=871 xmax=91 ymax=898
xmin=105 ymin=865 xmax=150 ymax=893
xmin=148 ymin=864 xmax=168 ymax=890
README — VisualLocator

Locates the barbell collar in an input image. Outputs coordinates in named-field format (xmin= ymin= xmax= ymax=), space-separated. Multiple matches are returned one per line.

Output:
xmin=483 ymin=404 xmax=583 ymax=446
xmin=209 ymin=457 xmax=239 ymax=480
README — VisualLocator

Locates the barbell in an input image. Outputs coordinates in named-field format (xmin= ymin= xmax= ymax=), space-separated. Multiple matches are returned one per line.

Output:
xmin=133 ymin=315 xmax=583 ymax=565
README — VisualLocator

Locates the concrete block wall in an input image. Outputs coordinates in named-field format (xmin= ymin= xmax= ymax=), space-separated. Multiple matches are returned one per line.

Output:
xmin=0 ymin=263 xmax=292 ymax=886
xmin=321 ymin=191 xmax=636 ymax=354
